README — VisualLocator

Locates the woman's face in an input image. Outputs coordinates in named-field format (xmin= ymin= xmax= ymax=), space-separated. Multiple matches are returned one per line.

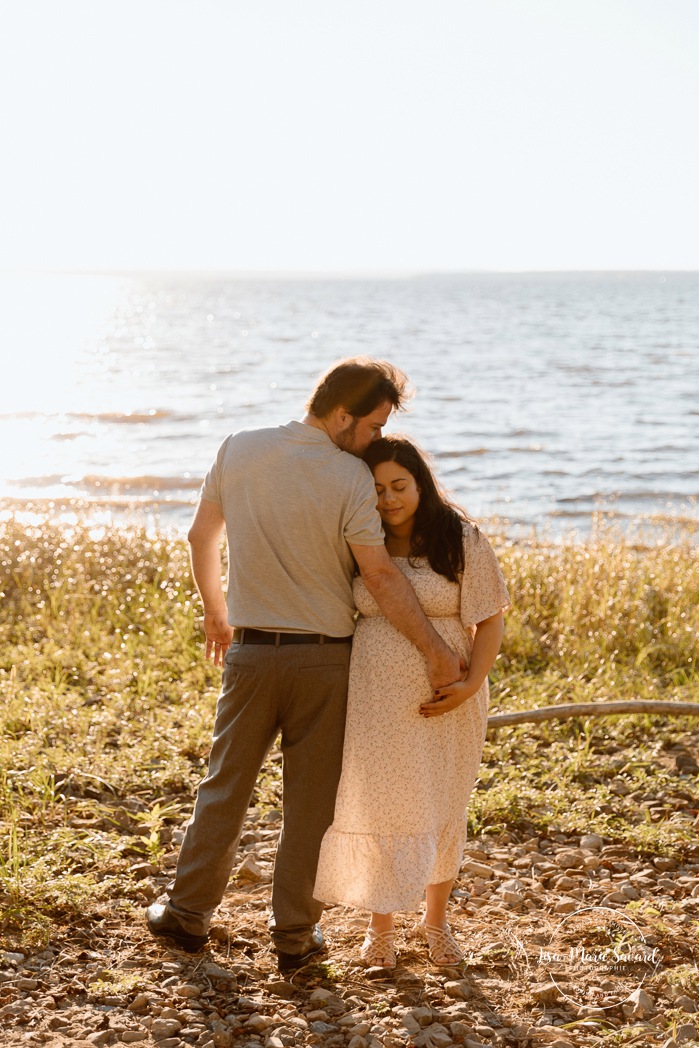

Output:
xmin=372 ymin=460 xmax=421 ymax=531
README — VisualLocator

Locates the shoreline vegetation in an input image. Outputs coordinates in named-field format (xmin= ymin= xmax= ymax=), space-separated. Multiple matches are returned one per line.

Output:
xmin=1 ymin=516 xmax=698 ymax=1048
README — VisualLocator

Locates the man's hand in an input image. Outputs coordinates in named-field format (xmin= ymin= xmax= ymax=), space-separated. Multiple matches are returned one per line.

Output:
xmin=204 ymin=611 xmax=234 ymax=666
xmin=423 ymin=648 xmax=462 ymax=691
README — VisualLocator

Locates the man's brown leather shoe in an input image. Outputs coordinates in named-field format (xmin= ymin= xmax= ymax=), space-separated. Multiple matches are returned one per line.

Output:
xmin=276 ymin=925 xmax=325 ymax=973
xmin=146 ymin=903 xmax=208 ymax=953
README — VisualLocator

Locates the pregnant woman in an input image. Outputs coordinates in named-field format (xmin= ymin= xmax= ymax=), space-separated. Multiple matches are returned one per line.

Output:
xmin=314 ymin=436 xmax=510 ymax=968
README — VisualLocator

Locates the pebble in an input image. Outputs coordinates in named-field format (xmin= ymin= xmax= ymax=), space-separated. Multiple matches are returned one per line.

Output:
xmin=579 ymin=833 xmax=604 ymax=851
xmin=622 ymin=987 xmax=655 ymax=1019
xmin=265 ymin=979 xmax=296 ymax=999
xmin=128 ymin=994 xmax=151 ymax=1013
xmin=444 ymin=980 xmax=472 ymax=1000
xmin=174 ymin=983 xmax=201 ymax=998
xmin=236 ymin=854 xmax=271 ymax=884
xmin=400 ymin=1011 xmax=422 ymax=1034
xmin=245 ymin=1013 xmax=274 ymax=1031
xmin=555 ymin=849 xmax=586 ymax=870
xmin=554 ymin=898 xmax=578 ymax=913
xmin=531 ymin=982 xmax=559 ymax=1004
xmin=462 ymin=859 xmax=495 ymax=879
xmin=309 ymin=1019 xmax=339 ymax=1034
xmin=151 ymin=1018 xmax=182 ymax=1039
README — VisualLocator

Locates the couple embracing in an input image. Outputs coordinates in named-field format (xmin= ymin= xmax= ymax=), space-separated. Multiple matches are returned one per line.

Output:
xmin=146 ymin=358 xmax=509 ymax=971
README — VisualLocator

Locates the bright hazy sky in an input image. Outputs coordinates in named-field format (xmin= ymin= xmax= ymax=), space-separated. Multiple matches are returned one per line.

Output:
xmin=2 ymin=0 xmax=698 ymax=272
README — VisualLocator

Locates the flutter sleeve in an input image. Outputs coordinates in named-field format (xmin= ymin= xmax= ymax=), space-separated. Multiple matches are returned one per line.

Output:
xmin=459 ymin=522 xmax=511 ymax=629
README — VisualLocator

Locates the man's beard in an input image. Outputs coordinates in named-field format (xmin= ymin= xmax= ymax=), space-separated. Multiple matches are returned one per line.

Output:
xmin=335 ymin=417 xmax=361 ymax=456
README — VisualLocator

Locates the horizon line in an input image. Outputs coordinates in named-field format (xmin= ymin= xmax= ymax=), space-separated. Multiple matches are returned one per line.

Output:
xmin=3 ymin=266 xmax=699 ymax=280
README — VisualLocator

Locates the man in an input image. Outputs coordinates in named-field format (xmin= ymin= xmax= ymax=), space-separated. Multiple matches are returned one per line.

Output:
xmin=146 ymin=357 xmax=460 ymax=971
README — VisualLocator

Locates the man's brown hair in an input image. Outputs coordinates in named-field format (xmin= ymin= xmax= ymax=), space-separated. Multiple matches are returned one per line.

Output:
xmin=307 ymin=357 xmax=410 ymax=419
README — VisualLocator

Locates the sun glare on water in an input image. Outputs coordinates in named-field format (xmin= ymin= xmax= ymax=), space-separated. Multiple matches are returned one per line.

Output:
xmin=0 ymin=273 xmax=128 ymax=501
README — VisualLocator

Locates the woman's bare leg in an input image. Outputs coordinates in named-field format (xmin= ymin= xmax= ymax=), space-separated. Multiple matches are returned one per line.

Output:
xmin=425 ymin=879 xmax=454 ymax=927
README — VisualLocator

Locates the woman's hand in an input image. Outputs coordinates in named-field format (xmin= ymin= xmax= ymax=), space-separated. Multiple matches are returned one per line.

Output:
xmin=420 ymin=612 xmax=505 ymax=717
xmin=419 ymin=678 xmax=479 ymax=717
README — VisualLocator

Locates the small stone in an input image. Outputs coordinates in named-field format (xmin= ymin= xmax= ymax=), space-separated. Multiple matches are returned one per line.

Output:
xmin=309 ymin=1020 xmax=338 ymax=1034
xmin=462 ymin=860 xmax=495 ymax=879
xmin=676 ymin=995 xmax=697 ymax=1013
xmin=424 ymin=1023 xmax=453 ymax=1048
xmin=622 ymin=987 xmax=655 ymax=1019
xmin=2 ymin=952 xmax=25 ymax=964
xmin=308 ymin=989 xmax=346 ymax=1014
xmin=554 ymin=898 xmax=578 ymax=913
xmin=531 ymin=982 xmax=559 ymax=1004
xmin=556 ymin=849 xmax=585 ymax=869
xmin=676 ymin=1023 xmax=699 ymax=1044
xmin=128 ymin=993 xmax=150 ymax=1013
xmin=265 ymin=979 xmax=296 ymax=999
xmin=151 ymin=1019 xmax=183 ymax=1040
xmin=450 ymin=1021 xmax=475 ymax=1040
xmin=130 ymin=861 xmax=159 ymax=879
xmin=17 ymin=977 xmax=39 ymax=990
xmin=347 ymin=1037 xmax=368 ymax=1048
xmin=87 ymin=1035 xmax=111 ymax=1047
xmin=205 ymin=963 xmax=237 ymax=982
xmin=212 ymin=1029 xmax=233 ymax=1048
xmin=236 ymin=854 xmax=270 ymax=883
xmin=444 ymin=980 xmax=472 ymax=1000
xmin=245 ymin=1014 xmax=273 ymax=1032
xmin=553 ymin=875 xmax=579 ymax=891
xmin=501 ymin=890 xmax=525 ymax=907
xmin=175 ymin=982 xmax=201 ymax=998
xmin=602 ymin=891 xmax=628 ymax=905
xmin=411 ymin=1007 xmax=435 ymax=1029
xmin=580 ymin=833 xmax=604 ymax=851
xmin=500 ymin=877 xmax=526 ymax=893
xmin=400 ymin=1012 xmax=422 ymax=1034
xmin=654 ymin=857 xmax=677 ymax=872
xmin=120 ymin=1033 xmax=147 ymax=1044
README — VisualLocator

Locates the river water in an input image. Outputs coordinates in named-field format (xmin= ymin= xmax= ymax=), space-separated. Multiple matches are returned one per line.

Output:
xmin=1 ymin=270 xmax=697 ymax=539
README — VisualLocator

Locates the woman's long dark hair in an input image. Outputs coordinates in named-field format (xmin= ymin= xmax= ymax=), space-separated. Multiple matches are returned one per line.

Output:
xmin=363 ymin=435 xmax=474 ymax=583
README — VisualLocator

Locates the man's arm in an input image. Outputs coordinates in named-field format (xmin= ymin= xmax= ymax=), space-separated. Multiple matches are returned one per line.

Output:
xmin=187 ymin=499 xmax=234 ymax=666
xmin=349 ymin=542 xmax=460 ymax=690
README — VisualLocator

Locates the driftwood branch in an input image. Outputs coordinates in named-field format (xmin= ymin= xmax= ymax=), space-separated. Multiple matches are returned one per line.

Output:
xmin=487 ymin=700 xmax=699 ymax=729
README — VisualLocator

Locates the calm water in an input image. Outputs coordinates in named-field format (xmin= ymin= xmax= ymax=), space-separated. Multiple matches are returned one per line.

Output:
xmin=1 ymin=271 xmax=697 ymax=538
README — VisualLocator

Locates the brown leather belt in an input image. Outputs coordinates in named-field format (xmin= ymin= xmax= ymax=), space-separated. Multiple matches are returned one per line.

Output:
xmin=233 ymin=628 xmax=352 ymax=646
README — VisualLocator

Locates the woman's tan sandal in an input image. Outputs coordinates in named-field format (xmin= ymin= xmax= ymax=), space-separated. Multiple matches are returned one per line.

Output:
xmin=417 ymin=916 xmax=464 ymax=965
xmin=359 ymin=926 xmax=397 ymax=969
